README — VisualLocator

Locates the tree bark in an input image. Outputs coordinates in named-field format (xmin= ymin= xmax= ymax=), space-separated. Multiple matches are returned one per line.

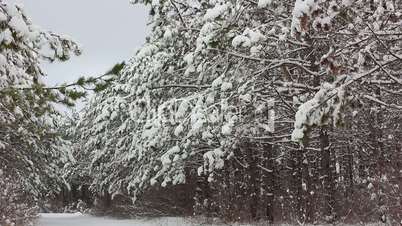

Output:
xmin=262 ymin=143 xmax=274 ymax=223
xmin=320 ymin=128 xmax=336 ymax=222
xmin=245 ymin=143 xmax=259 ymax=220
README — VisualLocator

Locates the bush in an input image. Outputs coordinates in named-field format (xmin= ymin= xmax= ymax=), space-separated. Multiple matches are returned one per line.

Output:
xmin=0 ymin=170 xmax=38 ymax=226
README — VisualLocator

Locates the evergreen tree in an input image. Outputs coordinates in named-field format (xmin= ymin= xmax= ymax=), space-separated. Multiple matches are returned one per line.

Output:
xmin=72 ymin=0 xmax=402 ymax=223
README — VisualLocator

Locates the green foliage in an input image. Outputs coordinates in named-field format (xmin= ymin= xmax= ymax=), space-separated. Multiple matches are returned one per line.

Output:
xmin=106 ymin=61 xmax=126 ymax=76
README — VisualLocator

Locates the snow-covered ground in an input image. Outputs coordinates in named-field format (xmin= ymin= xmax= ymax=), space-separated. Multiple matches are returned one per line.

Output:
xmin=37 ymin=213 xmax=194 ymax=226
xmin=37 ymin=213 xmax=388 ymax=226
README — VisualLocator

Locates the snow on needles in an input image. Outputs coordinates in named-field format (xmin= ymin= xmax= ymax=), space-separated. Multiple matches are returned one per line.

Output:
xmin=232 ymin=28 xmax=265 ymax=48
xmin=292 ymin=82 xmax=346 ymax=144
xmin=203 ymin=2 xmax=230 ymax=21
xmin=258 ymin=0 xmax=272 ymax=8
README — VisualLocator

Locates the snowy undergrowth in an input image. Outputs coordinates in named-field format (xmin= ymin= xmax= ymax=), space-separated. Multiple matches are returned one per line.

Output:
xmin=37 ymin=213 xmax=189 ymax=226
xmin=36 ymin=214 xmax=389 ymax=226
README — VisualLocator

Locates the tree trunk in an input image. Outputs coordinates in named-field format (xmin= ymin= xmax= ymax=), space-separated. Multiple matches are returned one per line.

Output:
xmin=320 ymin=128 xmax=336 ymax=222
xmin=262 ymin=143 xmax=275 ymax=223
xmin=346 ymin=145 xmax=354 ymax=199
xmin=295 ymin=147 xmax=306 ymax=223
xmin=245 ymin=143 xmax=259 ymax=220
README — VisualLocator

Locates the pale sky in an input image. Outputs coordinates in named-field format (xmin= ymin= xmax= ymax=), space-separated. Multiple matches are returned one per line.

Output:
xmin=9 ymin=0 xmax=150 ymax=86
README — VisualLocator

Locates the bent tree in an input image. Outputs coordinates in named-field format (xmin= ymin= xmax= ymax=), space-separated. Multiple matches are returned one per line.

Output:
xmin=65 ymin=0 xmax=402 ymax=224
xmin=0 ymin=2 xmax=82 ymax=225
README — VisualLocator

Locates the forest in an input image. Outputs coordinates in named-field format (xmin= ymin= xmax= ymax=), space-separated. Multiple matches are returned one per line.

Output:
xmin=0 ymin=0 xmax=401 ymax=225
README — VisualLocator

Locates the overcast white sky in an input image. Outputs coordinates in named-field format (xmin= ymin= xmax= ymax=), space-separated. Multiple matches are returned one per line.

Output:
xmin=9 ymin=0 xmax=150 ymax=86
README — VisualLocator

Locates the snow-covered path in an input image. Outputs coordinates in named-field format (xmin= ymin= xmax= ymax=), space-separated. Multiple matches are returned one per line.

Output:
xmin=37 ymin=213 xmax=192 ymax=226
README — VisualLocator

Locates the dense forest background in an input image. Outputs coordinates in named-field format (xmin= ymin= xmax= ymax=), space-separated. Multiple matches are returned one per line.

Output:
xmin=1 ymin=0 xmax=401 ymax=225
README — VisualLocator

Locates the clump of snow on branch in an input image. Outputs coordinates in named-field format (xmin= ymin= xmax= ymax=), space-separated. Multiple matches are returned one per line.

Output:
xmin=258 ymin=0 xmax=273 ymax=8
xmin=292 ymin=82 xmax=346 ymax=143
xmin=232 ymin=28 xmax=265 ymax=48
xmin=290 ymin=0 xmax=318 ymax=37
xmin=203 ymin=1 xmax=230 ymax=21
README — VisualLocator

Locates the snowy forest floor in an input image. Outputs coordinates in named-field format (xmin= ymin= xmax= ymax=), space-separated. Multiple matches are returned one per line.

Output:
xmin=36 ymin=213 xmax=388 ymax=226
xmin=37 ymin=213 xmax=192 ymax=226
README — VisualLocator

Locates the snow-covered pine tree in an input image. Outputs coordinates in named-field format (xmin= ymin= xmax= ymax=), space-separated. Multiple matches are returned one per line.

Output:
xmin=0 ymin=1 xmax=81 ymax=224
xmin=75 ymin=0 xmax=402 ymax=223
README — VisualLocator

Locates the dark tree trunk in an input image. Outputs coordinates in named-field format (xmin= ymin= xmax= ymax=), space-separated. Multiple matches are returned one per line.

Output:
xmin=104 ymin=191 xmax=112 ymax=209
xmin=320 ymin=128 xmax=336 ymax=222
xmin=295 ymin=147 xmax=307 ymax=223
xmin=373 ymin=87 xmax=387 ymax=222
xmin=194 ymin=173 xmax=211 ymax=217
xmin=302 ymin=151 xmax=314 ymax=223
xmin=245 ymin=143 xmax=259 ymax=220
xmin=346 ymin=145 xmax=354 ymax=199
xmin=262 ymin=143 xmax=275 ymax=223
